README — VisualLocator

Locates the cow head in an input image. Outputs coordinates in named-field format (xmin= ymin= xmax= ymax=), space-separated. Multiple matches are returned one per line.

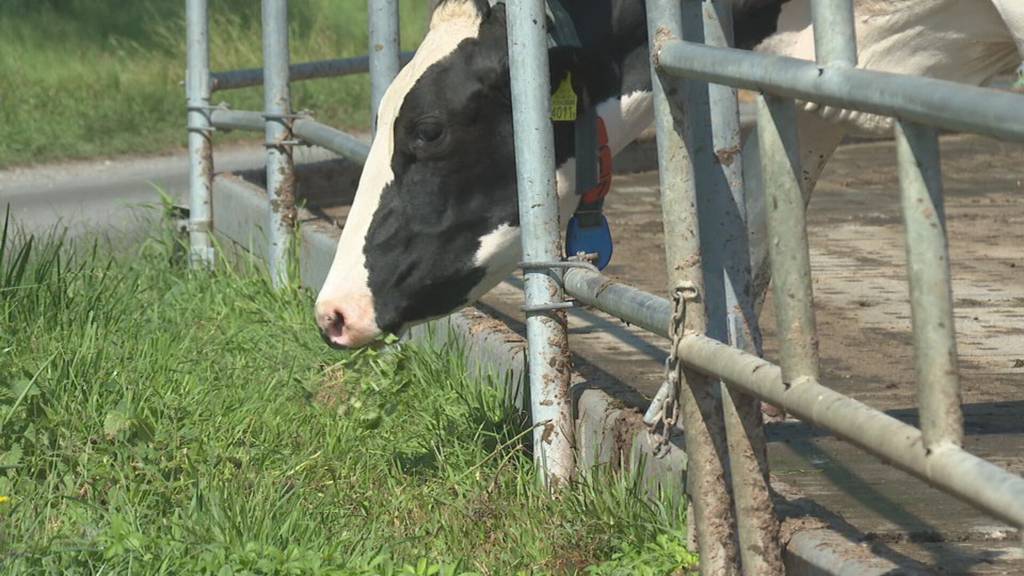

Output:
xmin=316 ymin=0 xmax=531 ymax=348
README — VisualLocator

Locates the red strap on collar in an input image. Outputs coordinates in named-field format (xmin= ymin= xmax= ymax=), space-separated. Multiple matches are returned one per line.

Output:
xmin=580 ymin=116 xmax=613 ymax=205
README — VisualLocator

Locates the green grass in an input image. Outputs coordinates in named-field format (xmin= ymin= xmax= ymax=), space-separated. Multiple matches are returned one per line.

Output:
xmin=0 ymin=0 xmax=430 ymax=168
xmin=0 ymin=214 xmax=696 ymax=575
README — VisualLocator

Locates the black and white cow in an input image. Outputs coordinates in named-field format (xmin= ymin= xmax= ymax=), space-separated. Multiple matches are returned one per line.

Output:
xmin=315 ymin=0 xmax=1024 ymax=349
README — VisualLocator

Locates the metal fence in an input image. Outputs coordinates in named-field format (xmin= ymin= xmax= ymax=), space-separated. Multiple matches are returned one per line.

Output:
xmin=506 ymin=0 xmax=1024 ymax=573
xmin=185 ymin=0 xmax=405 ymax=286
xmin=187 ymin=0 xmax=1024 ymax=573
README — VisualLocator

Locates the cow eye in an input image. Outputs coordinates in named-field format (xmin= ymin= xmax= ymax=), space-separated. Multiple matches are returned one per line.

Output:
xmin=414 ymin=120 xmax=444 ymax=144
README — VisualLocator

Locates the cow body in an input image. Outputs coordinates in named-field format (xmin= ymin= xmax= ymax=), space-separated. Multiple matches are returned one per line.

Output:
xmin=316 ymin=0 xmax=1024 ymax=349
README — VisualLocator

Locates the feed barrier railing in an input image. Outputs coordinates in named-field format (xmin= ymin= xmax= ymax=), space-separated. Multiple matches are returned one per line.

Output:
xmin=505 ymin=0 xmax=1024 ymax=573
xmin=185 ymin=0 xmax=406 ymax=285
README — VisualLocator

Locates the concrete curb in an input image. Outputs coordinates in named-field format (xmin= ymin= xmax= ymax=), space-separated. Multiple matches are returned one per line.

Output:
xmin=211 ymin=170 xmax=921 ymax=575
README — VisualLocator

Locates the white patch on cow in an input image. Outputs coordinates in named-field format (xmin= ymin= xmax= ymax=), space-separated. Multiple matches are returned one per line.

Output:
xmin=474 ymin=222 xmax=520 ymax=269
xmin=598 ymin=89 xmax=655 ymax=157
xmin=316 ymin=3 xmax=483 ymax=336
xmin=470 ymin=222 xmax=520 ymax=300
xmin=755 ymin=0 xmax=1020 ymax=135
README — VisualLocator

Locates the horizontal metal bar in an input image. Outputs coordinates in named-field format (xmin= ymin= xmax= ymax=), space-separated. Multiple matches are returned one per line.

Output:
xmin=564 ymin=268 xmax=671 ymax=337
xmin=208 ymin=110 xmax=370 ymax=163
xmin=655 ymin=40 xmax=1024 ymax=142
xmin=677 ymin=334 xmax=1024 ymax=530
xmin=292 ymin=118 xmax=370 ymax=164
xmin=209 ymin=108 xmax=265 ymax=131
xmin=211 ymin=51 xmax=415 ymax=92
xmin=562 ymin=268 xmax=1024 ymax=528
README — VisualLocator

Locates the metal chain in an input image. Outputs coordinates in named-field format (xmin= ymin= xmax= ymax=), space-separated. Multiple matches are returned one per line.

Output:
xmin=648 ymin=280 xmax=698 ymax=455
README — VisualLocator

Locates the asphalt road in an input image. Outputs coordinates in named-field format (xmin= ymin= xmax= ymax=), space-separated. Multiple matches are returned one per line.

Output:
xmin=0 ymin=145 xmax=278 ymax=237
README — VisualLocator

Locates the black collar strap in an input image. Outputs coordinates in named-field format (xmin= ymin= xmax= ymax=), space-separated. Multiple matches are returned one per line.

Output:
xmin=545 ymin=0 xmax=581 ymax=49
xmin=494 ymin=0 xmax=611 ymax=267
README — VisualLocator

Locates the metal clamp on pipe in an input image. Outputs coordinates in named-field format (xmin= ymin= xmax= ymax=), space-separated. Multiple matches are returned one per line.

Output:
xmin=262 ymin=111 xmax=303 ymax=147
xmin=518 ymin=256 xmax=599 ymax=313
xmin=185 ymin=104 xmax=223 ymax=135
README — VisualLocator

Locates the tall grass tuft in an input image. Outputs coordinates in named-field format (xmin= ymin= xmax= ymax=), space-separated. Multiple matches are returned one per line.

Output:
xmin=0 ymin=223 xmax=694 ymax=574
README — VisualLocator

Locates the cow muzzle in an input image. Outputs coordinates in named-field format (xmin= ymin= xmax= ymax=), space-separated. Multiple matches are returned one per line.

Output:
xmin=314 ymin=293 xmax=381 ymax=349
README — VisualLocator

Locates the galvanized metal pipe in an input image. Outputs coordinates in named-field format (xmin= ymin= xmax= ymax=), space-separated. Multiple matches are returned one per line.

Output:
xmin=210 ymin=108 xmax=265 ymax=132
xmin=209 ymin=110 xmax=371 ymax=164
xmin=293 ymin=119 xmax=371 ymax=164
xmin=506 ymin=0 xmax=574 ymax=485
xmin=895 ymin=121 xmax=964 ymax=448
xmin=211 ymin=52 xmax=415 ymax=92
xmin=676 ymin=334 xmax=1024 ymax=530
xmin=691 ymin=3 xmax=782 ymax=572
xmin=647 ymin=0 xmax=740 ymax=571
xmin=368 ymin=0 xmax=401 ymax=134
xmin=564 ymin=268 xmax=672 ymax=337
xmin=654 ymin=41 xmax=1024 ymax=142
xmin=756 ymin=95 xmax=821 ymax=383
xmin=562 ymin=265 xmax=1024 ymax=530
xmin=186 ymin=0 xmax=214 ymax=268
xmin=262 ymin=0 xmax=296 ymax=288
xmin=810 ymin=0 xmax=857 ymax=67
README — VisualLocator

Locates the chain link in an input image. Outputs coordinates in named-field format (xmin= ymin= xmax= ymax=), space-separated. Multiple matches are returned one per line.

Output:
xmin=648 ymin=281 xmax=698 ymax=455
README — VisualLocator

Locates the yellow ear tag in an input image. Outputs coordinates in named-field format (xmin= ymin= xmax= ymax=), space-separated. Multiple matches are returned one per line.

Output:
xmin=551 ymin=72 xmax=578 ymax=122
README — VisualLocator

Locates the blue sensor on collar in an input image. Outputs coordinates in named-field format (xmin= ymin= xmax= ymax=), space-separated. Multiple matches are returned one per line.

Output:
xmin=566 ymin=212 xmax=613 ymax=271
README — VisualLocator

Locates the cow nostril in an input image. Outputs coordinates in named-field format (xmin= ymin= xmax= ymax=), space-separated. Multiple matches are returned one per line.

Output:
xmin=319 ymin=309 xmax=347 ymax=347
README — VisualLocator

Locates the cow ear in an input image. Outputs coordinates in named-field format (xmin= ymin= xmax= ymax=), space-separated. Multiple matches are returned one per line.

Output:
xmin=472 ymin=3 xmax=510 ymax=94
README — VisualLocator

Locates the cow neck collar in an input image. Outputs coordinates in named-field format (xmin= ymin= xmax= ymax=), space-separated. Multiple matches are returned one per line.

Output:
xmin=491 ymin=0 xmax=613 ymax=268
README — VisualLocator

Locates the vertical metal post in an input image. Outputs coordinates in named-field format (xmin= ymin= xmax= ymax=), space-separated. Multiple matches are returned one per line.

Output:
xmin=262 ymin=0 xmax=296 ymax=288
xmin=690 ymin=2 xmax=782 ymax=572
xmin=648 ymin=0 xmax=739 ymax=572
xmin=186 ymin=0 xmax=214 ymax=267
xmin=757 ymin=95 xmax=821 ymax=385
xmin=506 ymin=0 xmax=574 ymax=485
xmin=895 ymin=121 xmax=964 ymax=449
xmin=811 ymin=0 xmax=858 ymax=67
xmin=368 ymin=0 xmax=401 ymax=134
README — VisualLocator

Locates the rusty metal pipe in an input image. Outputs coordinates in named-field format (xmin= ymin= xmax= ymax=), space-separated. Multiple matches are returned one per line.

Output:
xmin=262 ymin=0 xmax=296 ymax=288
xmin=506 ymin=0 xmax=575 ymax=486
xmin=186 ymin=0 xmax=214 ymax=267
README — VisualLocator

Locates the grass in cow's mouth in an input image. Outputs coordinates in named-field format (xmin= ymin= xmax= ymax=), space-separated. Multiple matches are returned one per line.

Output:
xmin=0 ymin=218 xmax=696 ymax=574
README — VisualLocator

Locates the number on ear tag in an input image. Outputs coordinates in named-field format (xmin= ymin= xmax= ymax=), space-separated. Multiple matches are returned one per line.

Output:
xmin=566 ymin=213 xmax=613 ymax=271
